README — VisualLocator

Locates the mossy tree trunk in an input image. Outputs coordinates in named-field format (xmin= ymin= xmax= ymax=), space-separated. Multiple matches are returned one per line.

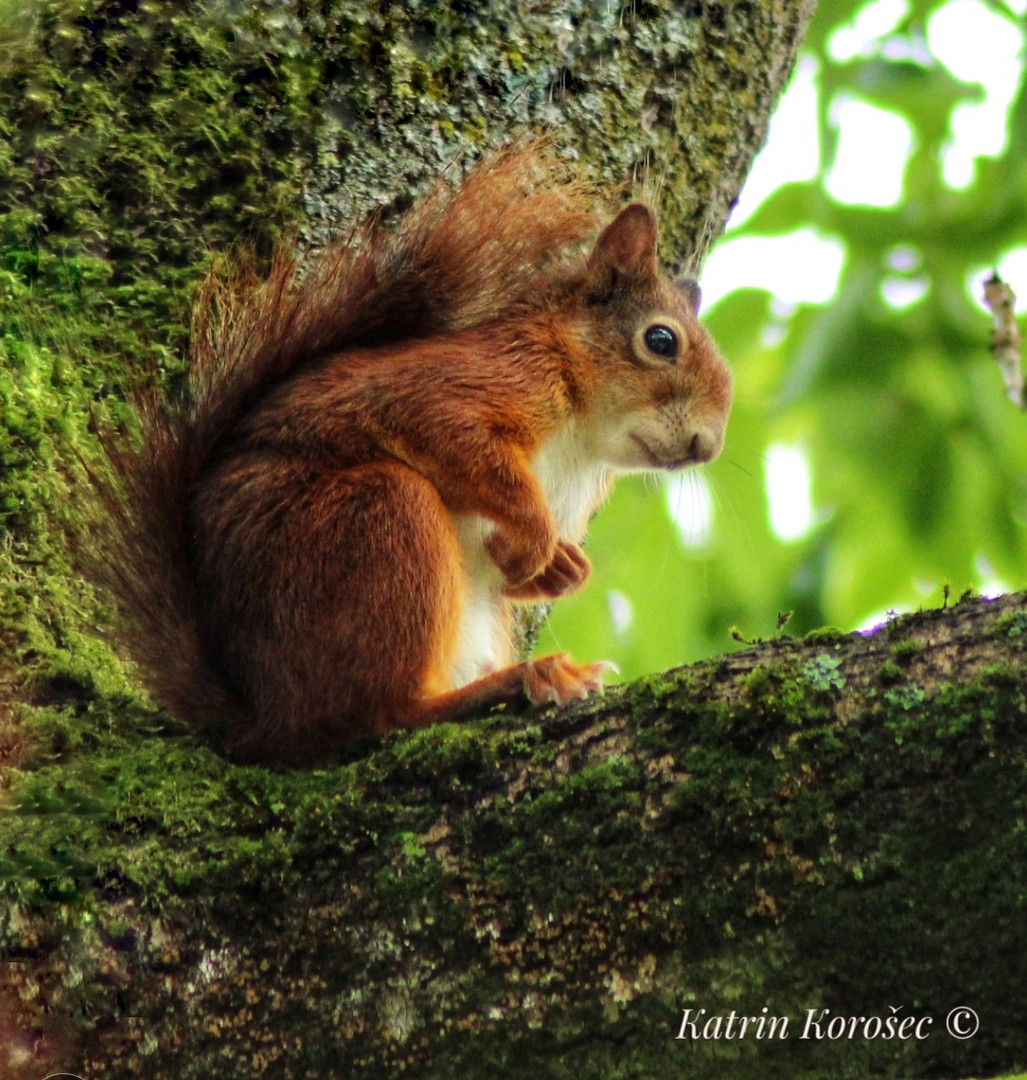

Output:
xmin=2 ymin=591 xmax=1027 ymax=1079
xmin=11 ymin=3 xmax=1026 ymax=1080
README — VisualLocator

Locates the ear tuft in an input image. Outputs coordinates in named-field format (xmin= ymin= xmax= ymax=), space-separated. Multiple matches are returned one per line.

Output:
xmin=587 ymin=203 xmax=658 ymax=293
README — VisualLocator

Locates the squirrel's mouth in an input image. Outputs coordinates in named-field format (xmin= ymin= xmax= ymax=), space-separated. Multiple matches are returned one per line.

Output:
xmin=630 ymin=434 xmax=690 ymax=472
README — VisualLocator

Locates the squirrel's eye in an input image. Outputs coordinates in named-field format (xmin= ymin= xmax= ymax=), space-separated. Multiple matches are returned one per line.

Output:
xmin=644 ymin=323 xmax=678 ymax=360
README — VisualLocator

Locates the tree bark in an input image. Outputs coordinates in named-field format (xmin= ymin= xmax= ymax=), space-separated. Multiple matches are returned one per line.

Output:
xmin=20 ymin=3 xmax=1027 ymax=1080
xmin=295 ymin=0 xmax=817 ymax=269
xmin=2 ymin=590 xmax=1027 ymax=1078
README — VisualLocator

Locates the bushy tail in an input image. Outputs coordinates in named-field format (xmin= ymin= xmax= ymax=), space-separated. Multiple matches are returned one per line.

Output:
xmin=94 ymin=142 xmax=602 ymax=744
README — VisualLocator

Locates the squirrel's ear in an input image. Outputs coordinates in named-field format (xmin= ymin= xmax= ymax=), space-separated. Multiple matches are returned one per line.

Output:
xmin=587 ymin=203 xmax=658 ymax=295
xmin=675 ymin=277 xmax=702 ymax=315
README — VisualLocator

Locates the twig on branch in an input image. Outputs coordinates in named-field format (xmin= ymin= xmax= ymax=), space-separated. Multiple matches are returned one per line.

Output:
xmin=983 ymin=272 xmax=1024 ymax=407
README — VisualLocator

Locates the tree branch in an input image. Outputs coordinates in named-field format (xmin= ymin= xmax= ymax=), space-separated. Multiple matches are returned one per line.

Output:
xmin=984 ymin=272 xmax=1025 ymax=408
xmin=3 ymin=590 xmax=1027 ymax=1078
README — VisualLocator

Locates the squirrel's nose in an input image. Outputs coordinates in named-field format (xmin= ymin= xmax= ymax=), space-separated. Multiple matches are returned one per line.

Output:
xmin=686 ymin=420 xmax=724 ymax=465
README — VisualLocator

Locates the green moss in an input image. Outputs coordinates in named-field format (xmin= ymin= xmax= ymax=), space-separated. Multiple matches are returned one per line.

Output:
xmin=626 ymin=670 xmax=681 ymax=706
xmin=738 ymin=662 xmax=776 ymax=698
xmin=0 ymin=0 xmax=317 ymax=438
xmin=0 ymin=0 xmax=332 ymax=780
xmin=802 ymin=626 xmax=848 ymax=646
xmin=734 ymin=657 xmax=842 ymax=730
xmin=878 ymin=659 xmax=904 ymax=685
xmin=889 ymin=638 xmax=921 ymax=663
xmin=990 ymin=610 xmax=1027 ymax=641
xmin=2 ymin=634 xmax=1026 ymax=1077
xmin=0 ymin=1 xmax=315 ymax=382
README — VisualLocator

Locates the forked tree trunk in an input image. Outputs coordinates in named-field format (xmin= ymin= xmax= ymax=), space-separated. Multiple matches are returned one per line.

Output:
xmin=16 ymin=4 xmax=1024 ymax=1080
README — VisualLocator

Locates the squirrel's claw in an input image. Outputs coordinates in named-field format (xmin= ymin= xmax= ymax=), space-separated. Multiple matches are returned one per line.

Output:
xmin=523 ymin=653 xmax=615 ymax=707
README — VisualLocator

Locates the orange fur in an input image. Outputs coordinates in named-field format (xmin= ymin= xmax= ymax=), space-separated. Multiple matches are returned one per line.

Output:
xmin=101 ymin=144 xmax=732 ymax=765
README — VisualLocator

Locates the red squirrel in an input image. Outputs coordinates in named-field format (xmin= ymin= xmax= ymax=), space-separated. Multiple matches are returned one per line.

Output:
xmin=103 ymin=145 xmax=732 ymax=764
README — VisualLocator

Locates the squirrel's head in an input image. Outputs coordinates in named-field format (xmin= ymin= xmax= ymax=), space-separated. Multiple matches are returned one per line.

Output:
xmin=576 ymin=202 xmax=732 ymax=473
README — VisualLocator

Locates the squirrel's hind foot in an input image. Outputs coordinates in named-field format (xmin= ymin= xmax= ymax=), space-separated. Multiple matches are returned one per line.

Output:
xmin=391 ymin=653 xmax=613 ymax=733
xmin=523 ymin=653 xmax=615 ymax=706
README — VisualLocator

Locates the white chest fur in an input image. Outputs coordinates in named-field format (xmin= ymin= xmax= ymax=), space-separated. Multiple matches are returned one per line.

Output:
xmin=531 ymin=420 xmax=612 ymax=541
xmin=446 ymin=422 xmax=611 ymax=688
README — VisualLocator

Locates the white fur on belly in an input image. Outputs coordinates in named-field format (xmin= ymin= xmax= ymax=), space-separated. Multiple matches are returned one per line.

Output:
xmin=447 ymin=514 xmax=510 ymax=688
xmin=446 ymin=422 xmax=612 ymax=688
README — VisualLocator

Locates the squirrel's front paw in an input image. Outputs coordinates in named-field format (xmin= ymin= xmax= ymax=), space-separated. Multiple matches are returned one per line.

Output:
xmin=523 ymin=653 xmax=616 ymax=706
xmin=503 ymin=540 xmax=591 ymax=600
xmin=486 ymin=528 xmax=554 ymax=589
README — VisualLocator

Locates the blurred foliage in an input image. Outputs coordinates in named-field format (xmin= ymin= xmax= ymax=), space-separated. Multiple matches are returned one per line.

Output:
xmin=543 ymin=0 xmax=1027 ymax=678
